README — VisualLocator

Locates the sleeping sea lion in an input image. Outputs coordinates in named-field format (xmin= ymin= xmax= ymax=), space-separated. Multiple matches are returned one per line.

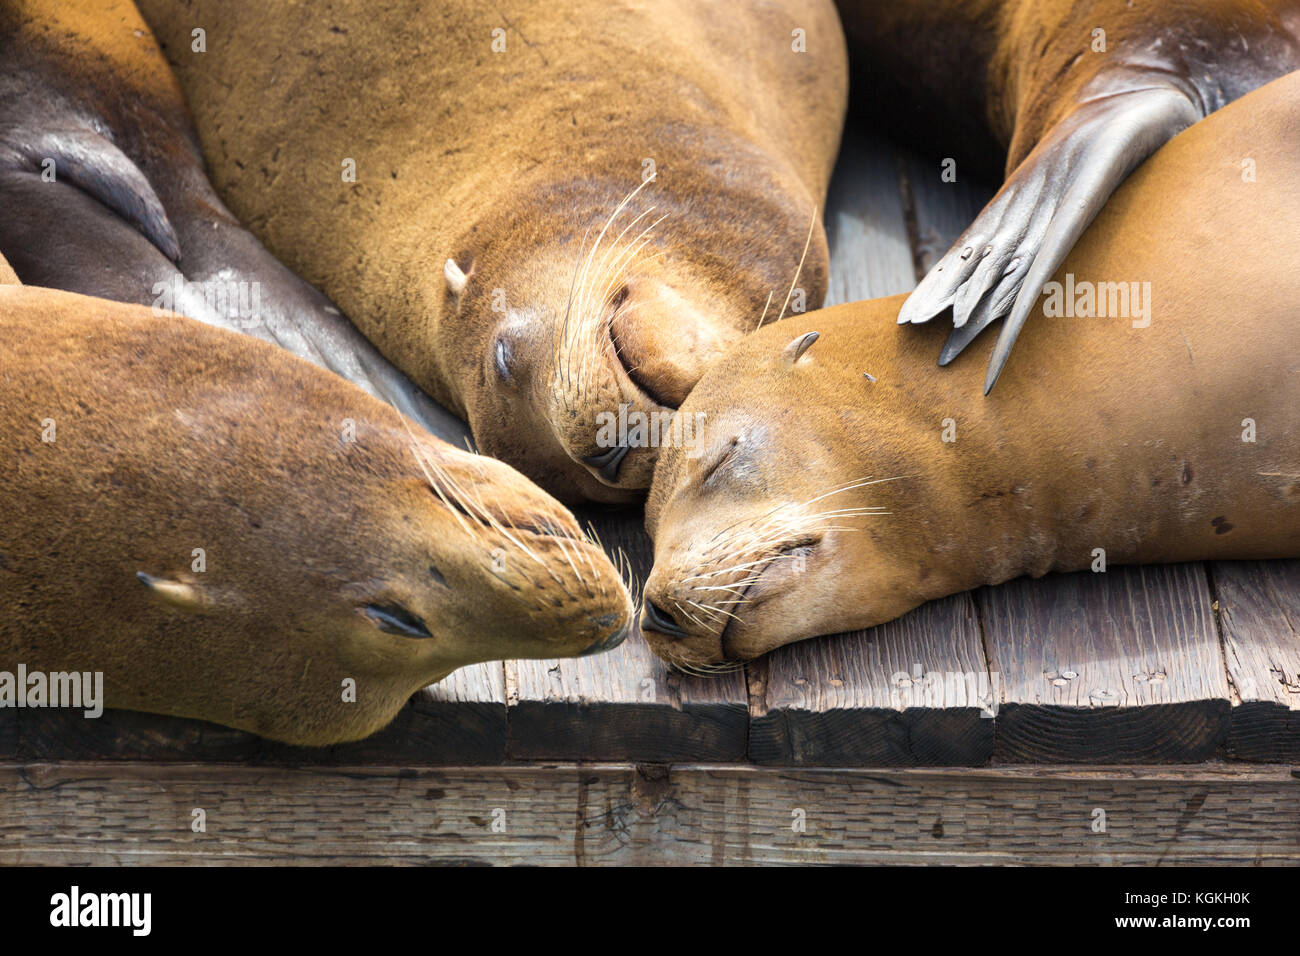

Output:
xmin=835 ymin=0 xmax=1300 ymax=388
xmin=0 ymin=284 xmax=632 ymax=745
xmin=640 ymin=69 xmax=1300 ymax=668
xmin=135 ymin=0 xmax=849 ymax=501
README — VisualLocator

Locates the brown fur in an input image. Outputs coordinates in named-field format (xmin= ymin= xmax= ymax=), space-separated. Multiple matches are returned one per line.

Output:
xmin=643 ymin=70 xmax=1300 ymax=666
xmin=136 ymin=0 xmax=849 ymax=502
xmin=0 ymin=252 xmax=18 ymax=285
xmin=0 ymin=286 xmax=631 ymax=744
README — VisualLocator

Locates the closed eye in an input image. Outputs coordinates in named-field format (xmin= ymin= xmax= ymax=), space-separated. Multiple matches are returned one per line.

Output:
xmin=494 ymin=338 xmax=514 ymax=383
xmin=362 ymin=603 xmax=433 ymax=638
xmin=700 ymin=437 xmax=740 ymax=488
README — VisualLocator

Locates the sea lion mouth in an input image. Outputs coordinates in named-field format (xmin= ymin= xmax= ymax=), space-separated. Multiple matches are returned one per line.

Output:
xmin=607 ymin=306 xmax=680 ymax=411
xmin=642 ymin=534 xmax=822 ymax=670
xmin=717 ymin=537 xmax=820 ymax=657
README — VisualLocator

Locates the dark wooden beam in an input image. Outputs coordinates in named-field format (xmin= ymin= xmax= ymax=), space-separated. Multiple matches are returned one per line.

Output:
xmin=1212 ymin=559 xmax=1300 ymax=761
xmin=982 ymin=564 xmax=1232 ymax=762
xmin=2 ymin=761 xmax=1294 ymax=865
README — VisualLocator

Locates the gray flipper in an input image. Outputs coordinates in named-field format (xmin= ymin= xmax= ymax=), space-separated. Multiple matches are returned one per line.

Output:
xmin=899 ymin=86 xmax=1200 ymax=390
xmin=0 ymin=128 xmax=181 ymax=262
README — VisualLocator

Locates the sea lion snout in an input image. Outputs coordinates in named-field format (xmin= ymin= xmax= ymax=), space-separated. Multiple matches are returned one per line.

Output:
xmin=607 ymin=274 xmax=738 ymax=409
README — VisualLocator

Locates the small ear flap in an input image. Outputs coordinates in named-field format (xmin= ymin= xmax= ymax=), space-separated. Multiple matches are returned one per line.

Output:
xmin=363 ymin=603 xmax=434 ymax=639
xmin=444 ymin=258 xmax=468 ymax=296
xmin=782 ymin=330 xmax=819 ymax=366
xmin=137 ymin=571 xmax=205 ymax=612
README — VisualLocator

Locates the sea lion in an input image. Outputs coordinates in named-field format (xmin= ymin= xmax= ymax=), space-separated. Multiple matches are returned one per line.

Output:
xmin=640 ymin=70 xmax=1300 ymax=668
xmin=835 ymin=0 xmax=1300 ymax=388
xmin=0 ymin=251 xmax=17 ymax=285
xmin=135 ymin=0 xmax=849 ymax=502
xmin=0 ymin=0 xmax=462 ymax=440
xmin=0 ymin=284 xmax=632 ymax=745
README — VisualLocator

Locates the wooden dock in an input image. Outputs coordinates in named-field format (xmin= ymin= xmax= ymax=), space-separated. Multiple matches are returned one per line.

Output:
xmin=2 ymin=132 xmax=1297 ymax=865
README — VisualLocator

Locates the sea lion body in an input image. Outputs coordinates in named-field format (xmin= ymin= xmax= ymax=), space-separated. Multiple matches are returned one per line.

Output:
xmin=136 ymin=0 xmax=849 ymax=501
xmin=0 ymin=285 xmax=631 ymax=745
xmin=836 ymin=0 xmax=1300 ymax=385
xmin=0 ymin=0 xmax=460 ymax=438
xmin=642 ymin=70 xmax=1300 ymax=666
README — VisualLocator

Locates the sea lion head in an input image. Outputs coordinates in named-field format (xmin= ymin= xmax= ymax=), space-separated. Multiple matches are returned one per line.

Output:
xmin=435 ymin=173 xmax=828 ymax=505
xmin=331 ymin=429 xmax=637 ymax=666
xmin=135 ymin=426 xmax=637 ymax=743
xmin=640 ymin=319 xmax=914 ymax=670
xmin=2 ymin=287 xmax=634 ymax=744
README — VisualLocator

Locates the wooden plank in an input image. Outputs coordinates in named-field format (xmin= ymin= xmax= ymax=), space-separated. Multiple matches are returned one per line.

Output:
xmin=896 ymin=148 xmax=992 ymax=278
xmin=1 ymin=761 xmax=1294 ymax=865
xmin=983 ymin=564 xmax=1232 ymax=762
xmin=505 ymin=507 xmax=749 ymax=762
xmin=17 ymin=664 xmax=508 ymax=765
xmin=749 ymin=595 xmax=994 ymax=765
xmin=1213 ymin=560 xmax=1300 ymax=761
xmin=753 ymin=134 xmax=993 ymax=765
xmin=18 ymin=710 xmax=261 ymax=763
xmin=822 ymin=129 xmax=916 ymax=307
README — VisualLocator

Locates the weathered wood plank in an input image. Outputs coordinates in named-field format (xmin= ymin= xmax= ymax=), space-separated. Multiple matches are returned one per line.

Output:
xmin=1213 ymin=560 xmax=1300 ymax=761
xmin=752 ymin=136 xmax=993 ymax=765
xmin=1 ymin=761 xmax=1294 ymax=865
xmin=897 ymin=149 xmax=992 ymax=278
xmin=749 ymin=595 xmax=993 ymax=765
xmin=18 ymin=710 xmax=261 ymax=763
xmin=505 ymin=508 xmax=748 ymax=762
xmin=822 ymin=129 xmax=916 ymax=307
xmin=983 ymin=564 xmax=1232 ymax=762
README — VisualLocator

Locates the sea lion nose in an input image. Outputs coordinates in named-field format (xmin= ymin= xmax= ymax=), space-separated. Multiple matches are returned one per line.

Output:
xmin=583 ymin=443 xmax=630 ymax=482
xmin=641 ymin=598 xmax=686 ymax=638
xmin=581 ymin=615 xmax=631 ymax=655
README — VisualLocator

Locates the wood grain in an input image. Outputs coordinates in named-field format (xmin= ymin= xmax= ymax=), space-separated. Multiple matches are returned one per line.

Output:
xmin=749 ymin=595 xmax=993 ymax=765
xmin=2 ymin=761 xmax=1293 ymax=865
xmin=822 ymin=129 xmax=917 ymax=308
xmin=983 ymin=565 xmax=1232 ymax=762
xmin=897 ymin=149 xmax=991 ymax=278
xmin=1212 ymin=560 xmax=1300 ymax=761
xmin=505 ymin=507 xmax=748 ymax=761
